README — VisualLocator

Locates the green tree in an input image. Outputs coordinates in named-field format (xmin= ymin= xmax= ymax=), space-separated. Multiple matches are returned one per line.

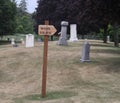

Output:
xmin=19 ymin=15 xmax=33 ymax=33
xmin=15 ymin=12 xmax=34 ymax=34
xmin=19 ymin=0 xmax=27 ymax=14
xmin=34 ymin=0 xmax=120 ymax=46
xmin=15 ymin=0 xmax=34 ymax=34
xmin=0 ymin=0 xmax=16 ymax=37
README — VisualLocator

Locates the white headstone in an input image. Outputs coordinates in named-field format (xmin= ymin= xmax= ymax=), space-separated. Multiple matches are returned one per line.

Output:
xmin=11 ymin=38 xmax=15 ymax=45
xmin=26 ymin=34 xmax=34 ymax=47
xmin=21 ymin=38 xmax=25 ymax=44
xmin=107 ymin=35 xmax=110 ymax=42
xmin=69 ymin=24 xmax=78 ymax=41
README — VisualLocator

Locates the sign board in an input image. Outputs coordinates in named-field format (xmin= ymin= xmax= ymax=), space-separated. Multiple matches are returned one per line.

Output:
xmin=38 ymin=25 xmax=57 ymax=36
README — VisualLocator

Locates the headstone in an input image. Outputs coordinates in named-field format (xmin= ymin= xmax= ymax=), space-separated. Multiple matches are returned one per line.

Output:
xmin=26 ymin=34 xmax=34 ymax=47
xmin=80 ymin=40 xmax=90 ymax=62
xmin=11 ymin=38 xmax=18 ymax=47
xmin=58 ymin=21 xmax=69 ymax=45
xmin=13 ymin=44 xmax=18 ymax=47
xmin=107 ymin=35 xmax=110 ymax=42
xmin=37 ymin=38 xmax=42 ymax=42
xmin=69 ymin=24 xmax=78 ymax=41
xmin=21 ymin=38 xmax=25 ymax=44
xmin=11 ymin=38 xmax=15 ymax=45
xmin=7 ymin=38 xmax=10 ymax=41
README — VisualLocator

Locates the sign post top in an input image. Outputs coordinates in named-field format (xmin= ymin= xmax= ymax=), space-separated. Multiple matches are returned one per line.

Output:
xmin=38 ymin=25 xmax=57 ymax=36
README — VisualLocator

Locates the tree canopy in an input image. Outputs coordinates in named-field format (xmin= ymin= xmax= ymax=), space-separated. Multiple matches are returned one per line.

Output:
xmin=0 ymin=0 xmax=16 ymax=36
xmin=33 ymin=0 xmax=120 ymax=34
xmin=19 ymin=0 xmax=27 ymax=14
xmin=15 ymin=0 xmax=34 ymax=34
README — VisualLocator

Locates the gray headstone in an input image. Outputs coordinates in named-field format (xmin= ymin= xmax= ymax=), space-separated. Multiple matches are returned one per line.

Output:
xmin=57 ymin=21 xmax=69 ymax=45
xmin=80 ymin=40 xmax=90 ymax=62
xmin=13 ymin=44 xmax=18 ymax=47
xmin=37 ymin=38 xmax=42 ymax=42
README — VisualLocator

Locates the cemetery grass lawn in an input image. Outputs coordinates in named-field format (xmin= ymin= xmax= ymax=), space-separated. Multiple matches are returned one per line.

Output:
xmin=0 ymin=40 xmax=120 ymax=103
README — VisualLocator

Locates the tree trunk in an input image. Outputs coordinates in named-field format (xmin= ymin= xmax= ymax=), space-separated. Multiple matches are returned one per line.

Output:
xmin=1 ymin=36 xmax=3 ymax=40
xmin=81 ymin=35 xmax=85 ymax=39
xmin=103 ymin=26 xmax=107 ymax=43
xmin=113 ymin=23 xmax=119 ymax=47
xmin=51 ymin=36 xmax=53 ymax=41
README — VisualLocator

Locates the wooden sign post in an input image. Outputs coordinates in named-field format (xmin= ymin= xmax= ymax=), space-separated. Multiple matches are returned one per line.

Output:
xmin=38 ymin=20 xmax=57 ymax=97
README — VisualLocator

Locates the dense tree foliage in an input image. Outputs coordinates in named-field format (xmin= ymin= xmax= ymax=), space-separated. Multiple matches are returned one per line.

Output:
xmin=0 ymin=0 xmax=34 ymax=38
xmin=15 ymin=0 xmax=34 ymax=34
xmin=19 ymin=0 xmax=27 ymax=14
xmin=0 ymin=0 xmax=16 ymax=36
xmin=33 ymin=0 xmax=68 ymax=33
xmin=33 ymin=0 xmax=103 ymax=34
xmin=80 ymin=0 xmax=120 ymax=46
xmin=15 ymin=8 xmax=34 ymax=34
xmin=33 ymin=0 xmax=120 ymax=46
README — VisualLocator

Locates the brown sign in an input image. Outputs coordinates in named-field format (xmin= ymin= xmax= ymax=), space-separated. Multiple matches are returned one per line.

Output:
xmin=38 ymin=25 xmax=57 ymax=36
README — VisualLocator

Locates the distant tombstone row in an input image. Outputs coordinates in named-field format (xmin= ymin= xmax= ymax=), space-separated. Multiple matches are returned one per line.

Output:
xmin=57 ymin=21 xmax=91 ymax=62
xmin=11 ymin=34 xmax=34 ymax=48
xmin=58 ymin=21 xmax=78 ymax=45
xmin=10 ymin=26 xmax=90 ymax=62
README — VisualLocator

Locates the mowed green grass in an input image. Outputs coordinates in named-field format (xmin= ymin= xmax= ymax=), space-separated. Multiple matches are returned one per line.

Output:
xmin=0 ymin=40 xmax=120 ymax=103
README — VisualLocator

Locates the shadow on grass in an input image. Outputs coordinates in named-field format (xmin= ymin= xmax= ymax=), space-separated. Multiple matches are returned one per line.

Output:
xmin=0 ymin=40 xmax=11 ymax=45
xmin=92 ymin=57 xmax=120 ymax=73
xmin=0 ymin=70 xmax=12 ymax=82
xmin=14 ymin=91 xmax=77 ymax=102
xmin=91 ymin=47 xmax=120 ymax=55
xmin=103 ymin=57 xmax=120 ymax=73
xmin=91 ymin=43 xmax=114 ymax=48
xmin=0 ymin=40 xmax=21 ymax=45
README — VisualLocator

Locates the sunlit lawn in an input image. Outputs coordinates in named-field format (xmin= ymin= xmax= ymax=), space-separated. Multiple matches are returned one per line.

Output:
xmin=0 ymin=40 xmax=120 ymax=103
